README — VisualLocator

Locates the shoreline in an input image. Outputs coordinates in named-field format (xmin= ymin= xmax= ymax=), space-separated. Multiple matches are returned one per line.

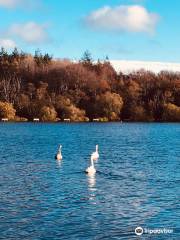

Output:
xmin=0 ymin=121 xmax=179 ymax=123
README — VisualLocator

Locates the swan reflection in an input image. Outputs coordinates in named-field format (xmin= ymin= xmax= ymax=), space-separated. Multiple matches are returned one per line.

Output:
xmin=88 ymin=174 xmax=96 ymax=189
xmin=56 ymin=159 xmax=62 ymax=168
xmin=87 ymin=174 xmax=97 ymax=203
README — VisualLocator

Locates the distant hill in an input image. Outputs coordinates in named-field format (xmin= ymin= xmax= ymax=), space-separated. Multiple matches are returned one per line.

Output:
xmin=110 ymin=60 xmax=180 ymax=74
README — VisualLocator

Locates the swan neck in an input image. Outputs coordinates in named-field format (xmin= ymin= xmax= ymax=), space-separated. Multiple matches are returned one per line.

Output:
xmin=91 ymin=156 xmax=94 ymax=167
xmin=96 ymin=145 xmax=98 ymax=152
xmin=59 ymin=145 xmax=62 ymax=152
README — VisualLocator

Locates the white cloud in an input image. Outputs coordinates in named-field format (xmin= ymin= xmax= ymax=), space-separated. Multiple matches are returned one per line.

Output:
xmin=0 ymin=0 xmax=42 ymax=9
xmin=9 ymin=22 xmax=48 ymax=44
xmin=85 ymin=5 xmax=159 ymax=34
xmin=0 ymin=38 xmax=16 ymax=49
xmin=0 ymin=0 xmax=21 ymax=8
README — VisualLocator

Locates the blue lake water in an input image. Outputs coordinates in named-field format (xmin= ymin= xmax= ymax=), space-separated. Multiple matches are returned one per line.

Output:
xmin=0 ymin=123 xmax=180 ymax=239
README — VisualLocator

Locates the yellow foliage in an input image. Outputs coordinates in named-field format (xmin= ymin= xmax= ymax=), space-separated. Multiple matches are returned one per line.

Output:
xmin=96 ymin=92 xmax=123 ymax=120
xmin=67 ymin=105 xmax=87 ymax=122
xmin=40 ymin=106 xmax=57 ymax=122
xmin=14 ymin=116 xmax=28 ymax=122
xmin=0 ymin=102 xmax=16 ymax=120
xmin=163 ymin=103 xmax=180 ymax=121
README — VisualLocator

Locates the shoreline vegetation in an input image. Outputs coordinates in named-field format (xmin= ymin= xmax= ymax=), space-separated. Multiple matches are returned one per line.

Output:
xmin=0 ymin=48 xmax=179 ymax=122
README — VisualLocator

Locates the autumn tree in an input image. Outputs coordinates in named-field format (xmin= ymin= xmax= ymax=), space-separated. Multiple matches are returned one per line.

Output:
xmin=0 ymin=101 xmax=16 ymax=119
xmin=40 ymin=106 xmax=57 ymax=122
xmin=0 ymin=48 xmax=179 ymax=122
xmin=95 ymin=92 xmax=123 ymax=120
xmin=0 ymin=72 xmax=21 ymax=104
xmin=55 ymin=96 xmax=88 ymax=121
xmin=162 ymin=103 xmax=180 ymax=122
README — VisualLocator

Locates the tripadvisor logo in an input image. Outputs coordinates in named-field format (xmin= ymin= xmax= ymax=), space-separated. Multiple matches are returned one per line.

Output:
xmin=135 ymin=227 xmax=143 ymax=236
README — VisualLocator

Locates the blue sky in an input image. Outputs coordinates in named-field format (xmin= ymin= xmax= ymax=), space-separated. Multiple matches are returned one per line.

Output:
xmin=0 ymin=0 xmax=180 ymax=62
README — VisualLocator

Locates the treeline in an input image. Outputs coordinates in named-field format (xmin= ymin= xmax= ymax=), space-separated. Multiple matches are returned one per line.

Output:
xmin=0 ymin=48 xmax=179 ymax=122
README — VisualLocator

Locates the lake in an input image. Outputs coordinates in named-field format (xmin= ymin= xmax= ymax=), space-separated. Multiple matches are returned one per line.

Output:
xmin=0 ymin=123 xmax=179 ymax=239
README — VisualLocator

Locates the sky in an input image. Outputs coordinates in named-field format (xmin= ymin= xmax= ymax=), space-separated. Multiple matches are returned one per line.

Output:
xmin=0 ymin=0 xmax=180 ymax=67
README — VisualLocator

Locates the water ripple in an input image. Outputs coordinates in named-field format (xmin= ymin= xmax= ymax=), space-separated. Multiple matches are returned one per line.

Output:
xmin=0 ymin=123 xmax=179 ymax=239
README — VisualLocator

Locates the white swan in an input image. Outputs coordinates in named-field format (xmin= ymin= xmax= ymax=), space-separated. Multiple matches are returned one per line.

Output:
xmin=91 ymin=145 xmax=99 ymax=161
xmin=55 ymin=145 xmax=62 ymax=160
xmin=86 ymin=154 xmax=96 ymax=175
